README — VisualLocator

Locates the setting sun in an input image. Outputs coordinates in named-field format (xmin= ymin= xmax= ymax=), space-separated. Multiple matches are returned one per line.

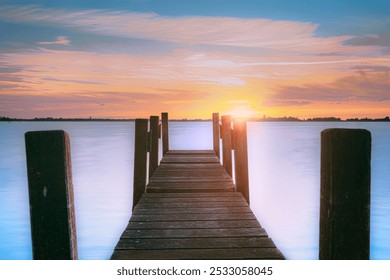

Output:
xmin=223 ymin=104 xmax=258 ymax=120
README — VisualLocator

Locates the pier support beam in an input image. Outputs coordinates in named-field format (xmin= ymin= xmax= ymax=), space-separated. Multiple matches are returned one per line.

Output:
xmin=234 ymin=120 xmax=249 ymax=204
xmin=212 ymin=113 xmax=220 ymax=158
xmin=162 ymin=112 xmax=169 ymax=155
xmin=149 ymin=116 xmax=159 ymax=178
xmin=221 ymin=115 xmax=232 ymax=177
xmin=133 ymin=119 xmax=149 ymax=210
xmin=25 ymin=130 xmax=78 ymax=260
xmin=320 ymin=128 xmax=371 ymax=260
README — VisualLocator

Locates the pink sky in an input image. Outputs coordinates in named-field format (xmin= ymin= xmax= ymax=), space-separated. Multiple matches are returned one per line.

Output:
xmin=0 ymin=4 xmax=389 ymax=119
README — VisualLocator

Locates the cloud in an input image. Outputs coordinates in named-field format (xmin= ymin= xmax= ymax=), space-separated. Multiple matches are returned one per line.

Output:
xmin=351 ymin=65 xmax=390 ymax=72
xmin=0 ymin=4 xmax=353 ymax=52
xmin=343 ymin=34 xmax=390 ymax=47
xmin=267 ymin=70 xmax=390 ymax=106
xmin=38 ymin=36 xmax=71 ymax=46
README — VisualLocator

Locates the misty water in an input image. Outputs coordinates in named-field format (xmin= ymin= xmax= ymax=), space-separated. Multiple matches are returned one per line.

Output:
xmin=0 ymin=121 xmax=389 ymax=259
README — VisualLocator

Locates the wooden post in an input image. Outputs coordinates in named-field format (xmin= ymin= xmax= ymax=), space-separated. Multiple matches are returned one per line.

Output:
xmin=162 ymin=112 xmax=169 ymax=155
xmin=212 ymin=113 xmax=220 ymax=158
xmin=234 ymin=120 xmax=249 ymax=204
xmin=149 ymin=116 xmax=159 ymax=178
xmin=221 ymin=115 xmax=232 ymax=177
xmin=133 ymin=119 xmax=148 ymax=210
xmin=320 ymin=128 xmax=371 ymax=260
xmin=25 ymin=130 xmax=77 ymax=260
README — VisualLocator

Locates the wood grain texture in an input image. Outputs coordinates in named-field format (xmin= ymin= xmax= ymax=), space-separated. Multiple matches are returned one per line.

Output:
xmin=111 ymin=148 xmax=284 ymax=260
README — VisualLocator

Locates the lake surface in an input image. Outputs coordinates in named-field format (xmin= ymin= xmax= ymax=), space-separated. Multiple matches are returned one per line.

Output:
xmin=0 ymin=121 xmax=389 ymax=260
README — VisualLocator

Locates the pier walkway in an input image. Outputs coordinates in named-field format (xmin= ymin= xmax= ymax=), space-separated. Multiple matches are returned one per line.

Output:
xmin=111 ymin=148 xmax=284 ymax=259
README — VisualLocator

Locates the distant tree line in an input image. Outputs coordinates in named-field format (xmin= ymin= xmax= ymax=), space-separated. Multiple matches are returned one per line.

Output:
xmin=1 ymin=116 xmax=390 ymax=122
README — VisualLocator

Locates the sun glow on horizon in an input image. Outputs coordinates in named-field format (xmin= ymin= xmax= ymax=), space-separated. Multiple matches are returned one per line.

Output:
xmin=223 ymin=104 xmax=259 ymax=120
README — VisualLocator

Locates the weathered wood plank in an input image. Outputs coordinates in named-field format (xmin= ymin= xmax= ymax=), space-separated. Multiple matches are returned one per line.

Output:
xmin=130 ymin=212 xmax=256 ymax=221
xmin=126 ymin=220 xmax=261 ymax=229
xmin=143 ymin=192 xmax=243 ymax=198
xmin=140 ymin=196 xmax=247 ymax=203
xmin=135 ymin=201 xmax=248 ymax=208
xmin=115 ymin=237 xmax=275 ymax=250
xmin=152 ymin=170 xmax=228 ymax=176
xmin=149 ymin=178 xmax=233 ymax=183
xmin=161 ymin=157 xmax=220 ymax=163
xmin=133 ymin=207 xmax=252 ymax=215
xmin=147 ymin=187 xmax=235 ymax=193
xmin=157 ymin=163 xmax=223 ymax=170
xmin=163 ymin=154 xmax=218 ymax=158
xmin=122 ymin=228 xmax=267 ymax=239
xmin=165 ymin=150 xmax=215 ymax=155
xmin=146 ymin=181 xmax=235 ymax=192
xmin=111 ymin=248 xmax=284 ymax=260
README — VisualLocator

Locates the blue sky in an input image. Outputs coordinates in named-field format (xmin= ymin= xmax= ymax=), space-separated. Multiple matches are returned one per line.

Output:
xmin=0 ymin=0 xmax=389 ymax=118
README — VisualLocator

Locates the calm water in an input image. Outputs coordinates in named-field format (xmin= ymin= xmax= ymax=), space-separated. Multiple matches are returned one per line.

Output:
xmin=0 ymin=121 xmax=389 ymax=260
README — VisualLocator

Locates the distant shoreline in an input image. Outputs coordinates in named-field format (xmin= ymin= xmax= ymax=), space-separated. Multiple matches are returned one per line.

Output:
xmin=1 ymin=117 xmax=390 ymax=122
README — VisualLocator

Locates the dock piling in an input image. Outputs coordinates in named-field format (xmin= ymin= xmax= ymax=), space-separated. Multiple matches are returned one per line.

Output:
xmin=320 ymin=128 xmax=371 ymax=260
xmin=162 ymin=112 xmax=169 ymax=155
xmin=25 ymin=130 xmax=77 ymax=260
xmin=233 ymin=120 xmax=249 ymax=204
xmin=149 ymin=116 xmax=159 ymax=178
xmin=133 ymin=119 xmax=149 ymax=210
xmin=221 ymin=115 xmax=233 ymax=177
xmin=212 ymin=113 xmax=220 ymax=158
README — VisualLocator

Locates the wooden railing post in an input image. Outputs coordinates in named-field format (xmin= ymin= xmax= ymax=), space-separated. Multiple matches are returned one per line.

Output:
xmin=25 ymin=130 xmax=77 ymax=260
xmin=212 ymin=113 xmax=220 ymax=158
xmin=162 ymin=112 xmax=169 ymax=155
xmin=233 ymin=119 xmax=249 ymax=204
xmin=149 ymin=116 xmax=159 ymax=178
xmin=133 ymin=119 xmax=148 ymax=210
xmin=320 ymin=128 xmax=371 ymax=260
xmin=221 ymin=115 xmax=232 ymax=177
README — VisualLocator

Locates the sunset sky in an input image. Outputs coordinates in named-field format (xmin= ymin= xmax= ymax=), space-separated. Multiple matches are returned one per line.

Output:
xmin=0 ymin=0 xmax=389 ymax=119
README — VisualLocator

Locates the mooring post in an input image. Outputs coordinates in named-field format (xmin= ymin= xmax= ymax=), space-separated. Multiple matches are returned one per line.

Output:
xmin=25 ymin=130 xmax=78 ymax=260
xmin=133 ymin=119 xmax=149 ymax=210
xmin=149 ymin=116 xmax=159 ymax=178
xmin=234 ymin=119 xmax=249 ymax=204
xmin=162 ymin=112 xmax=169 ymax=155
xmin=212 ymin=113 xmax=220 ymax=158
xmin=320 ymin=128 xmax=371 ymax=260
xmin=221 ymin=115 xmax=232 ymax=176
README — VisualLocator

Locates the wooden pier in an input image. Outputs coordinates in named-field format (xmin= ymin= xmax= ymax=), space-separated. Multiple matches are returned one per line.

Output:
xmin=110 ymin=113 xmax=284 ymax=259
xmin=23 ymin=113 xmax=372 ymax=260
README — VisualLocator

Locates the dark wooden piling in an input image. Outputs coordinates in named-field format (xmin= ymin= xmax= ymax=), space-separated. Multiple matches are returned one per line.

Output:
xmin=212 ymin=113 xmax=220 ymax=158
xmin=221 ymin=115 xmax=232 ymax=177
xmin=133 ymin=119 xmax=149 ymax=210
xmin=162 ymin=112 xmax=169 ymax=155
xmin=233 ymin=120 xmax=249 ymax=204
xmin=149 ymin=116 xmax=159 ymax=178
xmin=25 ymin=130 xmax=77 ymax=260
xmin=320 ymin=128 xmax=371 ymax=260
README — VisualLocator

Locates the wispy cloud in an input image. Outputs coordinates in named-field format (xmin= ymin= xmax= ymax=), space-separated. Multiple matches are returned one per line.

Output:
xmin=38 ymin=36 xmax=71 ymax=46
xmin=268 ymin=70 xmax=390 ymax=106
xmin=0 ymin=5 xmax=352 ymax=52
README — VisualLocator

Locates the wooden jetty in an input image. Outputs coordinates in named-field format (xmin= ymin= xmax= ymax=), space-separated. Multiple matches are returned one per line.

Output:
xmin=110 ymin=113 xmax=285 ymax=259
xmin=23 ymin=112 xmax=371 ymax=260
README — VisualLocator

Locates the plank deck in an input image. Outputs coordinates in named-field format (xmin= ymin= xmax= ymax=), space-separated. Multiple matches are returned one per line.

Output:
xmin=111 ymin=150 xmax=284 ymax=260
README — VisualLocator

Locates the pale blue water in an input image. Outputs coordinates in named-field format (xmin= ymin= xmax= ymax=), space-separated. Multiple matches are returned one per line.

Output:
xmin=0 ymin=121 xmax=389 ymax=259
